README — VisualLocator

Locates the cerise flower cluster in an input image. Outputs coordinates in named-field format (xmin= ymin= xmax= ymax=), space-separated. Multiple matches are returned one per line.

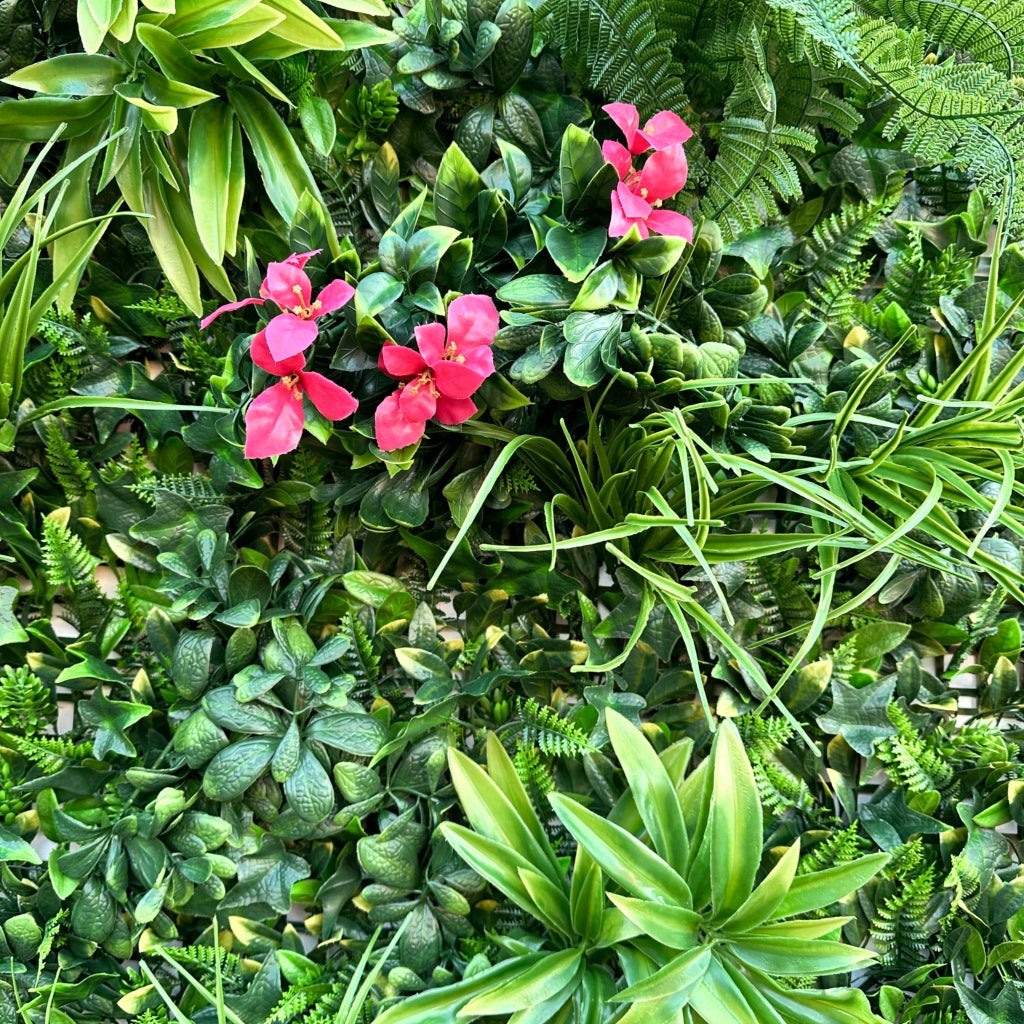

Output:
xmin=202 ymin=252 xmax=497 ymax=458
xmin=601 ymin=103 xmax=693 ymax=242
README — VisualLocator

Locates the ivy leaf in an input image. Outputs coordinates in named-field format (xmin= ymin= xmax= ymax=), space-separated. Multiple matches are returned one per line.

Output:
xmin=219 ymin=836 xmax=310 ymax=919
xmin=80 ymin=690 xmax=152 ymax=759
xmin=0 ymin=825 xmax=42 ymax=864
xmin=0 ymin=586 xmax=28 ymax=647
xmin=584 ymin=683 xmax=645 ymax=747
xmin=816 ymin=674 xmax=897 ymax=755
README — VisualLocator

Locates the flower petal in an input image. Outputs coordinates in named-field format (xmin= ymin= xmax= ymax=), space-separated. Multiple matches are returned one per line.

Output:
xmin=261 ymin=260 xmax=312 ymax=310
xmin=462 ymin=345 xmax=495 ymax=378
xmin=434 ymin=395 xmax=478 ymax=425
xmin=399 ymin=379 xmax=437 ymax=421
xmin=375 ymin=391 xmax=426 ymax=451
xmin=446 ymin=294 xmax=499 ymax=351
xmin=637 ymin=145 xmax=688 ymax=201
xmin=603 ymin=102 xmax=642 ymax=152
xmin=380 ymin=342 xmax=428 ymax=379
xmin=414 ymin=322 xmax=448 ymax=365
xmin=434 ymin=359 xmax=488 ymax=400
xmin=285 ymin=249 xmax=321 ymax=268
xmin=200 ymin=296 xmax=263 ymax=329
xmin=639 ymin=110 xmax=693 ymax=150
xmin=266 ymin=313 xmax=319 ymax=362
xmin=314 ymin=278 xmax=355 ymax=316
xmin=645 ymin=209 xmax=694 ymax=241
xmin=616 ymin=181 xmax=653 ymax=219
xmin=602 ymin=140 xmax=634 ymax=181
xmin=250 ymin=330 xmax=305 ymax=376
xmin=244 ymin=382 xmax=305 ymax=459
xmin=298 ymin=371 xmax=358 ymax=421
xmin=609 ymin=189 xmax=634 ymax=238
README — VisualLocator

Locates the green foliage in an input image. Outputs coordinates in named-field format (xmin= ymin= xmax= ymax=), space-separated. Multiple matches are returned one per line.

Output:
xmin=0 ymin=664 xmax=55 ymax=734
xmin=538 ymin=0 xmax=690 ymax=121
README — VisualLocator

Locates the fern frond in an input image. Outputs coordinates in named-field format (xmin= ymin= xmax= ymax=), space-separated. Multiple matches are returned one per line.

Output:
xmin=867 ymin=0 xmax=1024 ymax=76
xmin=537 ymin=0 xmax=693 ymax=122
xmin=704 ymin=115 xmax=815 ymax=238
xmin=739 ymin=714 xmax=814 ymax=815
xmin=764 ymin=0 xmax=863 ymax=64
xmin=798 ymin=823 xmax=870 ymax=876
xmin=872 ymin=862 xmax=937 ymax=970
xmin=45 ymin=418 xmax=95 ymax=502
xmin=339 ymin=613 xmax=380 ymax=699
xmin=506 ymin=698 xmax=594 ymax=756
xmin=10 ymin=735 xmax=92 ymax=773
xmin=129 ymin=474 xmax=223 ymax=505
xmin=42 ymin=514 xmax=99 ymax=589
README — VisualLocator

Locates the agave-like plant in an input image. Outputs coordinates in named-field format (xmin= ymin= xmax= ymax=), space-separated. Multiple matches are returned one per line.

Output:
xmin=0 ymin=124 xmax=123 ymax=447
xmin=376 ymin=710 xmax=888 ymax=1024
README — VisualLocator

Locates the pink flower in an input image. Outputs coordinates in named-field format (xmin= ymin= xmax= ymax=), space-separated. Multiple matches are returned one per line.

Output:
xmin=200 ymin=249 xmax=355 ymax=363
xmin=603 ymin=103 xmax=692 ymax=157
xmin=374 ymin=294 xmax=498 ymax=451
xmin=244 ymin=331 xmax=357 ymax=459
xmin=606 ymin=145 xmax=693 ymax=240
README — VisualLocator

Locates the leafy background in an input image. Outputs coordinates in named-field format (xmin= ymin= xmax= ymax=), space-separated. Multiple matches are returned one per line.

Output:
xmin=1 ymin=0 xmax=1024 ymax=1022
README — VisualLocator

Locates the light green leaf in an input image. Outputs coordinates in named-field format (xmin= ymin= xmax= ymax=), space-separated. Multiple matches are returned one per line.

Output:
xmin=606 ymin=709 xmax=688 ymax=868
xmin=606 ymin=894 xmax=701 ymax=949
xmin=3 ymin=54 xmax=125 ymax=95
xmin=550 ymin=793 xmax=692 ymax=907
xmin=774 ymin=854 xmax=889 ymax=918
xmin=461 ymin=949 xmax=583 ymax=1017
xmin=709 ymin=720 xmax=762 ymax=921
xmin=720 ymin=840 xmax=800 ymax=934
xmin=189 ymin=101 xmax=233 ymax=261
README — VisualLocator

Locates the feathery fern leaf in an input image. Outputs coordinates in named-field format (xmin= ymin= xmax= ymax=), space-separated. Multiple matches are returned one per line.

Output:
xmin=868 ymin=0 xmax=1024 ymax=76
xmin=537 ymin=0 xmax=692 ymax=121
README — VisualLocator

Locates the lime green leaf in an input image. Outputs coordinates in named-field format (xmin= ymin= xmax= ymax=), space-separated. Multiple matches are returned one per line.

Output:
xmin=709 ymin=720 xmax=762 ymax=921
xmin=728 ymin=935 xmax=876 ymax=975
xmin=3 ymin=54 xmax=125 ymax=95
xmin=549 ymin=792 xmax=693 ymax=906
xmin=774 ymin=854 xmax=889 ymax=918
xmin=448 ymin=748 xmax=563 ymax=884
xmin=607 ymin=894 xmax=701 ymax=949
xmin=606 ymin=709 xmax=688 ymax=868
xmin=720 ymin=840 xmax=800 ymax=934
xmin=461 ymin=949 xmax=583 ymax=1017
xmin=613 ymin=946 xmax=711 ymax=1004
xmin=189 ymin=101 xmax=233 ymax=260
xmin=298 ymin=94 xmax=337 ymax=155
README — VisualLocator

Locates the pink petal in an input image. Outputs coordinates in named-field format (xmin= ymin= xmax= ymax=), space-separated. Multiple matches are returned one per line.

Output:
xmin=380 ymin=343 xmax=428 ymax=379
xmin=462 ymin=346 xmax=495 ymax=377
xmin=434 ymin=395 xmax=477 ymax=425
xmin=616 ymin=182 xmax=653 ymax=219
xmin=285 ymin=249 xmax=321 ymax=268
xmin=601 ymin=140 xmax=634 ymax=181
xmin=266 ymin=313 xmax=319 ymax=362
xmin=375 ymin=391 xmax=426 ymax=451
xmin=399 ymin=380 xmax=437 ymax=421
xmin=200 ymin=296 xmax=263 ymax=329
xmin=446 ymin=294 xmax=498 ymax=351
xmin=261 ymin=260 xmax=312 ymax=310
xmin=250 ymin=330 xmax=305 ymax=376
xmin=313 ymin=278 xmax=355 ymax=316
xmin=434 ymin=360 xmax=487 ymax=400
xmin=245 ymin=382 xmax=305 ymax=459
xmin=645 ymin=209 xmax=694 ymax=242
xmin=639 ymin=111 xmax=693 ymax=150
xmin=297 ymin=372 xmax=358 ymax=421
xmin=414 ymin=322 xmax=448 ymax=366
xmin=603 ymin=102 xmax=642 ymax=153
xmin=637 ymin=145 xmax=688 ymax=202
xmin=609 ymin=189 xmax=634 ymax=238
